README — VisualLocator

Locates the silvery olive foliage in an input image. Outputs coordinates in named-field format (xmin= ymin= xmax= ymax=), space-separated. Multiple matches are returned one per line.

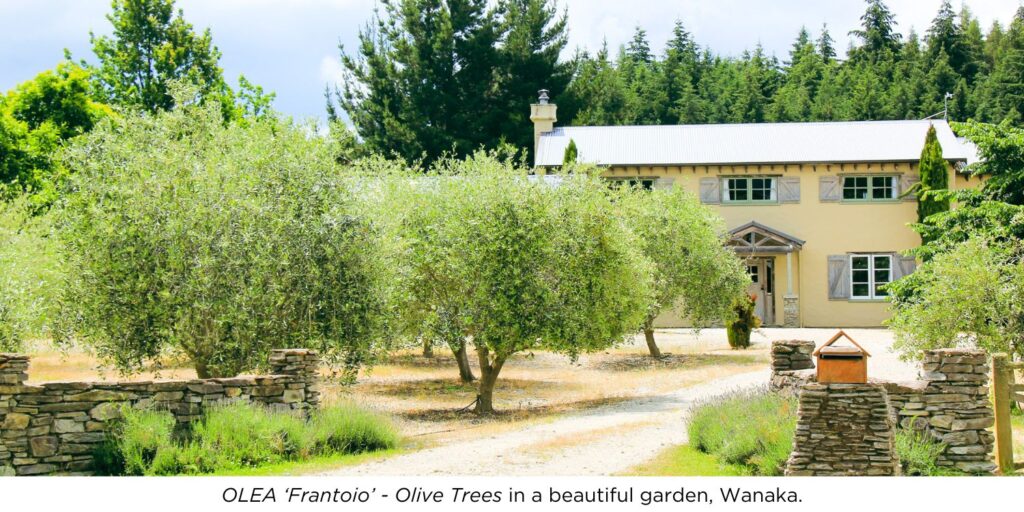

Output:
xmin=0 ymin=196 xmax=61 ymax=351
xmin=57 ymin=93 xmax=396 ymax=378
xmin=615 ymin=184 xmax=750 ymax=356
xmin=381 ymin=154 xmax=656 ymax=413
xmin=889 ymin=236 xmax=1024 ymax=361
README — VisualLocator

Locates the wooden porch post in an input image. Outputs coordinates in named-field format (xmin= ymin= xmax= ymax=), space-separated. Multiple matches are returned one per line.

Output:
xmin=786 ymin=249 xmax=793 ymax=295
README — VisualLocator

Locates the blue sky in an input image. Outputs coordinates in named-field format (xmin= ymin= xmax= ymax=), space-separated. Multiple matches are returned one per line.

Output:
xmin=2 ymin=0 xmax=1021 ymax=122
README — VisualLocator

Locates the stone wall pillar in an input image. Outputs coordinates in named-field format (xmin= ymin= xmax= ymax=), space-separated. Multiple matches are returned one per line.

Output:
xmin=771 ymin=340 xmax=815 ymax=372
xmin=0 ymin=354 xmax=29 ymax=385
xmin=782 ymin=295 xmax=799 ymax=327
xmin=785 ymin=383 xmax=900 ymax=476
xmin=0 ymin=354 xmax=30 ymax=476
xmin=769 ymin=340 xmax=815 ymax=394
xmin=268 ymin=349 xmax=320 ymax=412
xmin=885 ymin=348 xmax=995 ymax=473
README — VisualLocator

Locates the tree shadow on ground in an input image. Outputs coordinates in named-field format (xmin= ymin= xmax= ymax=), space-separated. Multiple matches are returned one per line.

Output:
xmin=362 ymin=377 xmax=563 ymax=397
xmin=586 ymin=353 xmax=760 ymax=372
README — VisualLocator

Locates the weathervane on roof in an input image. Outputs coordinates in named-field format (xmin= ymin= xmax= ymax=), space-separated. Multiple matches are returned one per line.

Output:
xmin=922 ymin=92 xmax=954 ymax=121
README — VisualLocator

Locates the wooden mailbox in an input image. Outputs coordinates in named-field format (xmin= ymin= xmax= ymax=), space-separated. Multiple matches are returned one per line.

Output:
xmin=814 ymin=330 xmax=870 ymax=384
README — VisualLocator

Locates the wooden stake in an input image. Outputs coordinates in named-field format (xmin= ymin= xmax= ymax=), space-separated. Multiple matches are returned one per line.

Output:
xmin=992 ymin=353 xmax=1015 ymax=475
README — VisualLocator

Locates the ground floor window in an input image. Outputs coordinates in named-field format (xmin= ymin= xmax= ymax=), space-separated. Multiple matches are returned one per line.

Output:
xmin=850 ymin=254 xmax=891 ymax=299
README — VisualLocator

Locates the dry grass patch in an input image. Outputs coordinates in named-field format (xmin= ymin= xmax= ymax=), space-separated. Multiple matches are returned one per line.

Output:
xmin=21 ymin=341 xmax=196 ymax=383
xmin=20 ymin=330 xmax=767 ymax=452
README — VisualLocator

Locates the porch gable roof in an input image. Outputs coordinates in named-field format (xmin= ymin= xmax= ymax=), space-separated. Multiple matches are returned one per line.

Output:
xmin=728 ymin=221 xmax=805 ymax=254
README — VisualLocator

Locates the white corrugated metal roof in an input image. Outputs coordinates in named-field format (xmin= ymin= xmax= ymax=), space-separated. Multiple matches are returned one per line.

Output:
xmin=535 ymin=119 xmax=975 ymax=167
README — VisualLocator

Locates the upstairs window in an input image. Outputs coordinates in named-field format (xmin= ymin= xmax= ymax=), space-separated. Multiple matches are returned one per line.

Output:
xmin=607 ymin=177 xmax=655 ymax=190
xmin=723 ymin=177 xmax=777 ymax=203
xmin=842 ymin=175 xmax=897 ymax=201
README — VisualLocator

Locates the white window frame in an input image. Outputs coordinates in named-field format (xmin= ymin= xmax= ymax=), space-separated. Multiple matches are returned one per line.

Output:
xmin=721 ymin=176 xmax=778 ymax=203
xmin=849 ymin=254 xmax=893 ymax=300
xmin=841 ymin=175 xmax=898 ymax=202
xmin=607 ymin=177 xmax=656 ymax=190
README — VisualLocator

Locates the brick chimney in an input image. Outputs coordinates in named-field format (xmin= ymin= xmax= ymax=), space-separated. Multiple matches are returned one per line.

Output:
xmin=530 ymin=89 xmax=557 ymax=160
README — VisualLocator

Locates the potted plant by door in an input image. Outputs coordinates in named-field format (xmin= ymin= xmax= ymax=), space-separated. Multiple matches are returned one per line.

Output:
xmin=727 ymin=294 xmax=761 ymax=349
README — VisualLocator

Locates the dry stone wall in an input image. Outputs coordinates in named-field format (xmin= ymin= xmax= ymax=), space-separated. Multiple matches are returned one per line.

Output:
xmin=785 ymin=383 xmax=899 ymax=476
xmin=883 ymin=349 xmax=995 ymax=473
xmin=0 ymin=349 xmax=319 ymax=476
xmin=770 ymin=342 xmax=997 ymax=475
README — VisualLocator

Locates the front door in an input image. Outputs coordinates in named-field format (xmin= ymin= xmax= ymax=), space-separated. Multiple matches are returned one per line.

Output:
xmin=745 ymin=258 xmax=775 ymax=325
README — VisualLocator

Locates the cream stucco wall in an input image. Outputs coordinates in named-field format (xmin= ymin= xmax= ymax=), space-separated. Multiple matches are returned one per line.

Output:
xmin=601 ymin=162 xmax=983 ymax=328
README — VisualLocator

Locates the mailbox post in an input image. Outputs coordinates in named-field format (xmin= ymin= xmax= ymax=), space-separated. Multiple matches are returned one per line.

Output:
xmin=814 ymin=330 xmax=870 ymax=384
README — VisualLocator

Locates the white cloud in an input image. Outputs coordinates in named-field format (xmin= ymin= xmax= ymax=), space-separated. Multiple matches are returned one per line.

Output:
xmin=319 ymin=54 xmax=346 ymax=88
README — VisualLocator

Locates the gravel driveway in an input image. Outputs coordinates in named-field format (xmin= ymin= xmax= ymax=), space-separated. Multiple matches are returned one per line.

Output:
xmin=323 ymin=328 xmax=918 ymax=476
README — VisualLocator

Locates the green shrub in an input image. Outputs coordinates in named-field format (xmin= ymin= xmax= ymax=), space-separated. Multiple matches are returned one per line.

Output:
xmin=894 ymin=428 xmax=963 ymax=476
xmin=688 ymin=389 xmax=796 ymax=475
xmin=189 ymin=402 xmax=303 ymax=471
xmin=725 ymin=295 xmax=760 ymax=350
xmin=99 ymin=407 xmax=177 ymax=476
xmin=307 ymin=403 xmax=400 ymax=454
xmin=98 ymin=401 xmax=398 ymax=475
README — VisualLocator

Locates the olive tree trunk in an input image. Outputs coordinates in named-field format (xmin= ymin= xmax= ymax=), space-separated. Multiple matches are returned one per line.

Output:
xmin=474 ymin=345 xmax=505 ymax=415
xmin=643 ymin=318 xmax=662 ymax=358
xmin=453 ymin=339 xmax=475 ymax=382
xmin=422 ymin=337 xmax=434 ymax=358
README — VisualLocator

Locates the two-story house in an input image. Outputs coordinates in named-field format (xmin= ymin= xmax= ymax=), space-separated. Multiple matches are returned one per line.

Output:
xmin=530 ymin=93 xmax=981 ymax=328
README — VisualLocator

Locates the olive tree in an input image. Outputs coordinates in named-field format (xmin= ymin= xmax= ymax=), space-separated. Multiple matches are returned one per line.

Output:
xmin=412 ymin=157 xmax=654 ymax=413
xmin=888 ymin=236 xmax=1024 ymax=361
xmin=369 ymin=166 xmax=480 ymax=382
xmin=0 ymin=197 xmax=61 ymax=351
xmin=57 ymin=95 xmax=395 ymax=378
xmin=617 ymin=185 xmax=749 ymax=357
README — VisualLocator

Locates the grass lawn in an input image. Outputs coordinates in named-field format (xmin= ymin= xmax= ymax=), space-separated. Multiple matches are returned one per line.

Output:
xmin=210 ymin=449 xmax=401 ymax=476
xmin=623 ymin=444 xmax=747 ymax=476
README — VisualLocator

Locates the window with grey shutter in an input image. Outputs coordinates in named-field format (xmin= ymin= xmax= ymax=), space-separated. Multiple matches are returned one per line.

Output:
xmin=893 ymin=255 xmax=917 ymax=279
xmin=699 ymin=177 xmax=721 ymax=204
xmin=819 ymin=175 xmax=840 ymax=202
xmin=654 ymin=177 xmax=675 ymax=189
xmin=779 ymin=176 xmax=801 ymax=203
xmin=827 ymin=255 xmax=850 ymax=300
xmin=900 ymin=174 xmax=920 ymax=202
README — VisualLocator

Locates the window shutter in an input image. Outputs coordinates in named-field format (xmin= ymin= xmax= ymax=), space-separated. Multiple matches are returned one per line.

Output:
xmin=654 ymin=177 xmax=675 ymax=189
xmin=779 ymin=176 xmax=801 ymax=203
xmin=827 ymin=255 xmax=850 ymax=300
xmin=819 ymin=176 xmax=840 ymax=202
xmin=893 ymin=255 xmax=917 ymax=279
xmin=900 ymin=174 xmax=920 ymax=202
xmin=699 ymin=177 xmax=721 ymax=204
